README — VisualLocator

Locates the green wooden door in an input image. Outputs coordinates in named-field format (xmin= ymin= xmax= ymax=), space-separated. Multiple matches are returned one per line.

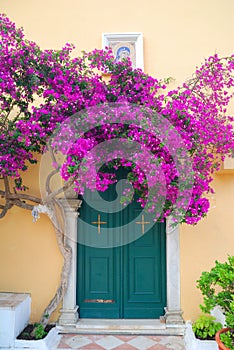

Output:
xmin=77 ymin=167 xmax=166 ymax=319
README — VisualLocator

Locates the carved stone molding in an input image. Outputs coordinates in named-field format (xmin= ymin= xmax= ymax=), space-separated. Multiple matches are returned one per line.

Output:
xmin=164 ymin=308 xmax=184 ymax=325
xmin=58 ymin=198 xmax=81 ymax=326
xmin=165 ymin=218 xmax=184 ymax=325
xmin=59 ymin=198 xmax=82 ymax=214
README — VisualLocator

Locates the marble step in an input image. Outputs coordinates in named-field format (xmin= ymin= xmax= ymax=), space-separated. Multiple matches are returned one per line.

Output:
xmin=58 ymin=319 xmax=185 ymax=335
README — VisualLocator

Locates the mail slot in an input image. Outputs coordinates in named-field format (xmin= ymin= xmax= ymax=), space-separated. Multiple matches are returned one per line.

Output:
xmin=84 ymin=299 xmax=114 ymax=303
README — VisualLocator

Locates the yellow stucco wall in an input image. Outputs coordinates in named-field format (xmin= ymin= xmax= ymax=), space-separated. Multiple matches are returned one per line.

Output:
xmin=0 ymin=159 xmax=64 ymax=322
xmin=0 ymin=0 xmax=233 ymax=322
xmin=181 ymin=173 xmax=234 ymax=320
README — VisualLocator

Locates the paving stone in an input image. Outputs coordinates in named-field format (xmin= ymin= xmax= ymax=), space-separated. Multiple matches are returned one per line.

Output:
xmin=159 ymin=335 xmax=185 ymax=349
xmin=79 ymin=343 xmax=106 ymax=349
xmin=56 ymin=334 xmax=186 ymax=350
xmin=63 ymin=335 xmax=92 ymax=348
xmin=148 ymin=345 xmax=169 ymax=350
xmin=113 ymin=344 xmax=139 ymax=350
xmin=114 ymin=335 xmax=137 ymax=342
xmin=57 ymin=341 xmax=71 ymax=349
xmin=127 ymin=336 xmax=156 ymax=349
xmin=95 ymin=335 xmax=124 ymax=349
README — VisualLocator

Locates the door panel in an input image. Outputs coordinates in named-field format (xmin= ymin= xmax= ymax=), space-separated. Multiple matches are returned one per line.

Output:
xmin=77 ymin=166 xmax=166 ymax=319
xmin=78 ymin=245 xmax=121 ymax=318
xmin=123 ymin=223 xmax=166 ymax=318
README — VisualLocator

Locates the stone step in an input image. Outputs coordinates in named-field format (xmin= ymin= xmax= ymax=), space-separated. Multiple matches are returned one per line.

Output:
xmin=58 ymin=319 xmax=185 ymax=335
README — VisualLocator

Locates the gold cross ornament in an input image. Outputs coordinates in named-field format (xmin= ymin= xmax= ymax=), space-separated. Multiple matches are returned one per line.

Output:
xmin=135 ymin=214 xmax=150 ymax=234
xmin=92 ymin=214 xmax=107 ymax=234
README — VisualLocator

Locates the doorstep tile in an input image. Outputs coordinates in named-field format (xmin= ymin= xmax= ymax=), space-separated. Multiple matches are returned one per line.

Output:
xmin=128 ymin=336 xmax=156 ymax=350
xmin=113 ymin=344 xmax=139 ymax=350
xmin=95 ymin=335 xmax=124 ymax=349
xmin=114 ymin=335 xmax=137 ymax=342
xmin=63 ymin=335 xmax=92 ymax=348
xmin=80 ymin=343 xmax=106 ymax=349
xmin=57 ymin=341 xmax=71 ymax=348
xmin=147 ymin=336 xmax=163 ymax=342
xmin=56 ymin=334 xmax=186 ymax=350
xmin=147 ymin=345 xmax=169 ymax=350
xmin=159 ymin=336 xmax=185 ymax=350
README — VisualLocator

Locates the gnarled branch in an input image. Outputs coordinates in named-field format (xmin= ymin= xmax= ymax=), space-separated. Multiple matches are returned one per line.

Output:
xmin=8 ymin=193 xmax=42 ymax=204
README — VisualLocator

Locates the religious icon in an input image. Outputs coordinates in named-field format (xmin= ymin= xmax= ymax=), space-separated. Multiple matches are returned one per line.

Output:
xmin=109 ymin=41 xmax=136 ymax=67
xmin=116 ymin=46 xmax=131 ymax=62
xmin=102 ymin=33 xmax=144 ymax=70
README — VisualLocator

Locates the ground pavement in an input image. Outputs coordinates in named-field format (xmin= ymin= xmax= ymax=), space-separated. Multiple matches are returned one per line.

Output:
xmin=57 ymin=334 xmax=186 ymax=350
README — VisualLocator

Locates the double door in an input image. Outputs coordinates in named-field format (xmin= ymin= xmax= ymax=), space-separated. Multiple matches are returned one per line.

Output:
xmin=77 ymin=167 xmax=166 ymax=318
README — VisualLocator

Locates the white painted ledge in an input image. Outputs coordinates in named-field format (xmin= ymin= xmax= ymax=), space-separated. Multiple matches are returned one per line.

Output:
xmin=0 ymin=292 xmax=30 ymax=348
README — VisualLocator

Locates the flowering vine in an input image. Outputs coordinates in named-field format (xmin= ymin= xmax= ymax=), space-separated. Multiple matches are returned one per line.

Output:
xmin=1 ymin=14 xmax=233 ymax=225
xmin=0 ymin=13 xmax=234 ymax=326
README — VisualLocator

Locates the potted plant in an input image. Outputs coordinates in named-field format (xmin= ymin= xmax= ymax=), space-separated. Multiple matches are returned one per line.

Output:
xmin=192 ymin=314 xmax=222 ymax=341
xmin=17 ymin=322 xmax=53 ymax=340
xmin=215 ymin=299 xmax=234 ymax=350
xmin=197 ymin=256 xmax=234 ymax=350
xmin=15 ymin=322 xmax=60 ymax=350
xmin=185 ymin=314 xmax=222 ymax=350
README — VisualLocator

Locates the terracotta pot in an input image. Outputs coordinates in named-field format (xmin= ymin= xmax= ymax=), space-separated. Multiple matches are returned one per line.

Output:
xmin=215 ymin=328 xmax=231 ymax=350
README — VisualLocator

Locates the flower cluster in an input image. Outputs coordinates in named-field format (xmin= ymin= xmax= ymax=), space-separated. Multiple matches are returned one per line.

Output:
xmin=0 ymin=14 xmax=233 ymax=224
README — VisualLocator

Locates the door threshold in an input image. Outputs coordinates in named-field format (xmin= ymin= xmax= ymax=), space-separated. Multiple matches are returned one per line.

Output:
xmin=57 ymin=318 xmax=185 ymax=335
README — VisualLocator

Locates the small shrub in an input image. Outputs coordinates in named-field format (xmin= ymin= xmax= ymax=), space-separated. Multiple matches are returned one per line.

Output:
xmin=34 ymin=323 xmax=48 ymax=340
xmin=196 ymin=256 xmax=234 ymax=348
xmin=220 ymin=330 xmax=234 ymax=350
xmin=196 ymin=256 xmax=234 ymax=316
xmin=192 ymin=314 xmax=222 ymax=340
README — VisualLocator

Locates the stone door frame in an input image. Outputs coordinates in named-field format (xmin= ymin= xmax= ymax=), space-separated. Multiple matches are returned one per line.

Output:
xmin=58 ymin=198 xmax=184 ymax=328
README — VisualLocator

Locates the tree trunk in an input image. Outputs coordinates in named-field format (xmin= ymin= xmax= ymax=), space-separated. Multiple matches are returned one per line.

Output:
xmin=39 ymin=200 xmax=72 ymax=327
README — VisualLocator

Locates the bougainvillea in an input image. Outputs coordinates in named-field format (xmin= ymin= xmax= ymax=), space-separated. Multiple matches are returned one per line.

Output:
xmin=0 ymin=13 xmax=234 ymax=327
xmin=0 ymin=14 xmax=234 ymax=226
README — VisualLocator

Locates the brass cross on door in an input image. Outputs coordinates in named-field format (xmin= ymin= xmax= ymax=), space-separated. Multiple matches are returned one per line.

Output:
xmin=91 ymin=214 xmax=107 ymax=234
xmin=135 ymin=214 xmax=150 ymax=234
